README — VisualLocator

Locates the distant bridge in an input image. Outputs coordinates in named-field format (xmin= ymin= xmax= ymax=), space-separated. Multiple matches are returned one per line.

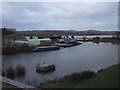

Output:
xmin=0 ymin=76 xmax=39 ymax=90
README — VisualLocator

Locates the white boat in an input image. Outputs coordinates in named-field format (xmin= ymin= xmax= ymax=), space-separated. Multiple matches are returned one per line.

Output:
xmin=36 ymin=63 xmax=55 ymax=72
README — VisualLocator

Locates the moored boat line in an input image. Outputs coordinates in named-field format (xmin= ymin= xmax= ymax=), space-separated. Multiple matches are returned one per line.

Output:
xmin=32 ymin=46 xmax=60 ymax=52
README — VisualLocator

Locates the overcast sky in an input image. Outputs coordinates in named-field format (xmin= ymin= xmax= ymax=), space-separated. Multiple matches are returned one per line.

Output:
xmin=2 ymin=2 xmax=118 ymax=31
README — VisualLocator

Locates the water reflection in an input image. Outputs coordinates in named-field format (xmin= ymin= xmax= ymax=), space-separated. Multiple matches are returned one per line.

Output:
xmin=2 ymin=42 xmax=118 ymax=85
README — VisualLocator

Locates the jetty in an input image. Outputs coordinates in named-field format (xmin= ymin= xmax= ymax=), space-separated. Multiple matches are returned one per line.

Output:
xmin=57 ymin=42 xmax=82 ymax=48
xmin=56 ymin=43 xmax=72 ymax=47
xmin=32 ymin=46 xmax=60 ymax=52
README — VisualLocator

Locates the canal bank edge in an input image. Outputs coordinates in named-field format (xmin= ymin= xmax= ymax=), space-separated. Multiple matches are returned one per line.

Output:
xmin=0 ymin=76 xmax=36 ymax=89
xmin=40 ymin=63 xmax=119 ymax=88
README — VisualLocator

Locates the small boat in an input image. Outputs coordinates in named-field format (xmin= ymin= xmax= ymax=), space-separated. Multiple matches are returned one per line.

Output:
xmin=57 ymin=42 xmax=82 ymax=48
xmin=36 ymin=63 xmax=55 ymax=72
xmin=57 ymin=43 xmax=72 ymax=47
xmin=32 ymin=46 xmax=60 ymax=52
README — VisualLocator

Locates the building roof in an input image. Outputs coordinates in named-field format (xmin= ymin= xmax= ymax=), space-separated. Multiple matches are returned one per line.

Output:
xmin=15 ymin=38 xmax=51 ymax=43
xmin=27 ymin=38 xmax=51 ymax=42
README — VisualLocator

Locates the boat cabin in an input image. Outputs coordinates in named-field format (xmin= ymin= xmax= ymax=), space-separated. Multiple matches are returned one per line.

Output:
xmin=36 ymin=63 xmax=55 ymax=72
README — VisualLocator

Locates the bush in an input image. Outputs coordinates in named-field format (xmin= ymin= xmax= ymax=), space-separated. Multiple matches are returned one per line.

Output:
xmin=2 ymin=69 xmax=5 ymax=77
xmin=97 ymin=69 xmax=103 ymax=73
xmin=59 ymin=71 xmax=95 ymax=82
xmin=79 ymin=71 xmax=95 ymax=80
xmin=6 ymin=66 xmax=16 ymax=79
xmin=16 ymin=64 xmax=26 ymax=76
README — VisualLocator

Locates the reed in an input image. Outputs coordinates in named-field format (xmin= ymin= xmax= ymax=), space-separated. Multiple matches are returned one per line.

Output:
xmin=59 ymin=71 xmax=95 ymax=82
xmin=6 ymin=66 xmax=16 ymax=79
xmin=16 ymin=64 xmax=26 ymax=76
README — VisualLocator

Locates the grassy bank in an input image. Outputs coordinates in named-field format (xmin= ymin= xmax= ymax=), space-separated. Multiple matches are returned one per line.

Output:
xmin=41 ymin=64 xmax=119 ymax=88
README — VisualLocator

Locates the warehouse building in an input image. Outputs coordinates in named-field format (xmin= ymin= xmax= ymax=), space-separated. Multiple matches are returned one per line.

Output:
xmin=15 ymin=36 xmax=54 ymax=46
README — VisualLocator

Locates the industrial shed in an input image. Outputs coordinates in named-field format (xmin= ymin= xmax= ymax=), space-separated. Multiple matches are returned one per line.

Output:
xmin=15 ymin=36 xmax=53 ymax=46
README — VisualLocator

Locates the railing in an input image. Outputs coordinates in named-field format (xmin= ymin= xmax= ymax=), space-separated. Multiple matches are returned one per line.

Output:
xmin=0 ymin=76 xmax=37 ymax=90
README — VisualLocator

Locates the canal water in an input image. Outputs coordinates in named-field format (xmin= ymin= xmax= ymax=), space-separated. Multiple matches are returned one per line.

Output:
xmin=2 ymin=42 xmax=119 ymax=85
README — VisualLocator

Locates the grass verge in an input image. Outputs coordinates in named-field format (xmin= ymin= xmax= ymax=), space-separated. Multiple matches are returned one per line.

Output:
xmin=41 ymin=64 xmax=119 ymax=88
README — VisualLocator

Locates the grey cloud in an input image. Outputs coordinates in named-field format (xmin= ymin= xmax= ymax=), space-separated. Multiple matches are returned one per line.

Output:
xmin=2 ymin=2 xmax=118 ymax=31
